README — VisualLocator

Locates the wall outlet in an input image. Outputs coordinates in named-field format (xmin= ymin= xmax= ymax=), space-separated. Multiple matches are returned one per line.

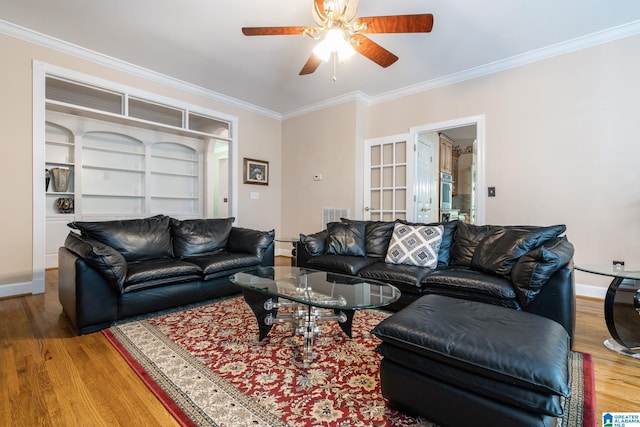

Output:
xmin=313 ymin=174 xmax=323 ymax=181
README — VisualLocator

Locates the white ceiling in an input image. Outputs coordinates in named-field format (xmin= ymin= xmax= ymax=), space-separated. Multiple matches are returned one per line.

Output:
xmin=2 ymin=0 xmax=640 ymax=116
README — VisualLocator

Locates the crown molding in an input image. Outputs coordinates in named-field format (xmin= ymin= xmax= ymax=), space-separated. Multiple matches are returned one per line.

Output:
xmin=370 ymin=19 xmax=640 ymax=106
xmin=0 ymin=19 xmax=283 ymax=121
xmin=282 ymin=90 xmax=371 ymax=120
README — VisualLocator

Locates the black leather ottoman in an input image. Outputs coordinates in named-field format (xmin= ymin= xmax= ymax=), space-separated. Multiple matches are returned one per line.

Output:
xmin=371 ymin=294 xmax=572 ymax=427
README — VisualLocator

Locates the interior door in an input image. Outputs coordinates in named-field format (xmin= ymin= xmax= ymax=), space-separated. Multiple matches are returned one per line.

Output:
xmin=415 ymin=136 xmax=436 ymax=223
xmin=363 ymin=135 xmax=411 ymax=221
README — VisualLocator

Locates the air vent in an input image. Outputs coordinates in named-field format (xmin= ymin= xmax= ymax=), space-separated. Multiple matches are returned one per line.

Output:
xmin=322 ymin=207 xmax=350 ymax=229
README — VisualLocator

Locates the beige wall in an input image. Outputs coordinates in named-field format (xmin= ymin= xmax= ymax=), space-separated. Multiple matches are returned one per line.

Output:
xmin=281 ymin=102 xmax=358 ymax=236
xmin=282 ymin=34 xmax=640 ymax=291
xmin=0 ymin=33 xmax=281 ymax=289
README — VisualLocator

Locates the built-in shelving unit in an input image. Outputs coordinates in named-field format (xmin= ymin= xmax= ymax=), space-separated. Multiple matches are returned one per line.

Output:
xmin=43 ymin=75 xmax=234 ymax=267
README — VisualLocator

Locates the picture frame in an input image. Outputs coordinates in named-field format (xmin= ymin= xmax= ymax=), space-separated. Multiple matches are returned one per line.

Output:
xmin=243 ymin=158 xmax=269 ymax=185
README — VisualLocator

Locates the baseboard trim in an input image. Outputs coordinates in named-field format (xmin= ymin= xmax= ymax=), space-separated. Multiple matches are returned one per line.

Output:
xmin=0 ymin=281 xmax=34 ymax=299
xmin=576 ymin=283 xmax=607 ymax=300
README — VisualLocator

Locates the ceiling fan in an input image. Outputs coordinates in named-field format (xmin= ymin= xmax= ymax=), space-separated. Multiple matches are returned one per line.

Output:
xmin=242 ymin=0 xmax=434 ymax=76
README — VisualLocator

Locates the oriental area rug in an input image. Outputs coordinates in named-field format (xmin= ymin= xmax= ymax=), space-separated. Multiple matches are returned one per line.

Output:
xmin=103 ymin=296 xmax=596 ymax=427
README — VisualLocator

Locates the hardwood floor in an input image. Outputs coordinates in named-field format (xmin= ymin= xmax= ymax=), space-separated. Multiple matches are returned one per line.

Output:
xmin=0 ymin=264 xmax=637 ymax=426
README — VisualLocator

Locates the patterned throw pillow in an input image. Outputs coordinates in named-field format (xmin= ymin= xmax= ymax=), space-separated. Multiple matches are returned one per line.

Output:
xmin=385 ymin=223 xmax=444 ymax=268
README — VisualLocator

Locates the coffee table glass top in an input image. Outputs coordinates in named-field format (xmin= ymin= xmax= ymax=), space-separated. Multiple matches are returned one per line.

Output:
xmin=575 ymin=264 xmax=640 ymax=280
xmin=230 ymin=266 xmax=400 ymax=310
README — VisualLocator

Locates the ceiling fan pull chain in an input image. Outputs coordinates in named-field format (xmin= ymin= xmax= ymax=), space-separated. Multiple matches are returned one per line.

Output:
xmin=333 ymin=53 xmax=338 ymax=81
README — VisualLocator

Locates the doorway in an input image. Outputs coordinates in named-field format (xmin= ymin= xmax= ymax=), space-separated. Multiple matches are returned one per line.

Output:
xmin=411 ymin=115 xmax=485 ymax=225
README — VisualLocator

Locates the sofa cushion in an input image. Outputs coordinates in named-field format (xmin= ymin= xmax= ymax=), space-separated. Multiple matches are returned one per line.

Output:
xmin=385 ymin=223 xmax=444 ymax=268
xmin=123 ymin=258 xmax=203 ymax=293
xmin=341 ymin=219 xmax=397 ymax=258
xmin=371 ymin=294 xmax=571 ymax=397
xmin=306 ymin=254 xmax=378 ymax=276
xmin=358 ymin=262 xmax=434 ymax=288
xmin=64 ymin=232 xmax=128 ymax=290
xmin=300 ymin=230 xmax=327 ymax=256
xmin=470 ymin=225 xmax=567 ymax=278
xmin=170 ymin=217 xmax=235 ymax=258
xmin=227 ymin=227 xmax=274 ymax=260
xmin=511 ymin=236 xmax=575 ymax=307
xmin=450 ymin=223 xmax=496 ymax=268
xmin=186 ymin=252 xmax=263 ymax=277
xmin=68 ymin=215 xmax=173 ymax=262
xmin=325 ymin=221 xmax=366 ymax=257
xmin=400 ymin=220 xmax=459 ymax=268
xmin=421 ymin=268 xmax=520 ymax=309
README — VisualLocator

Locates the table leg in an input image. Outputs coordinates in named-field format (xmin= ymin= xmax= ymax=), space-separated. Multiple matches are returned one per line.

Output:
xmin=335 ymin=309 xmax=355 ymax=338
xmin=604 ymin=276 xmax=640 ymax=357
xmin=241 ymin=288 xmax=277 ymax=341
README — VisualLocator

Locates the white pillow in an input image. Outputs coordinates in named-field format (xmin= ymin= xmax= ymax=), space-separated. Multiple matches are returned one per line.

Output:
xmin=385 ymin=223 xmax=444 ymax=268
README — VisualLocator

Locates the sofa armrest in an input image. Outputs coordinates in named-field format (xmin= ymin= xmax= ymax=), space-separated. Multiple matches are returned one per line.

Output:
xmin=64 ymin=232 xmax=127 ymax=290
xmin=524 ymin=263 xmax=576 ymax=346
xmin=295 ymin=241 xmax=314 ymax=268
xmin=227 ymin=227 xmax=275 ymax=261
xmin=58 ymin=247 xmax=119 ymax=334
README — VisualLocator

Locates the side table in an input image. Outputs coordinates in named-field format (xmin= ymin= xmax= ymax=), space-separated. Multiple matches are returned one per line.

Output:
xmin=275 ymin=237 xmax=298 ymax=266
xmin=575 ymin=264 xmax=640 ymax=358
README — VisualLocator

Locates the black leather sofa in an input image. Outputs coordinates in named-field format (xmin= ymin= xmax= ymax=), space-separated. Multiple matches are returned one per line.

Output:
xmin=58 ymin=215 xmax=274 ymax=334
xmin=297 ymin=219 xmax=576 ymax=425
xmin=296 ymin=219 xmax=575 ymax=342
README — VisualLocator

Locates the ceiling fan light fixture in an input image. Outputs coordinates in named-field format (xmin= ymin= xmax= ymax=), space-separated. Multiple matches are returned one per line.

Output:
xmin=313 ymin=29 xmax=355 ymax=62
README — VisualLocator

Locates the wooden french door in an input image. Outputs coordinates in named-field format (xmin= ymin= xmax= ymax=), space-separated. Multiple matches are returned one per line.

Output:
xmin=363 ymin=135 xmax=412 ymax=221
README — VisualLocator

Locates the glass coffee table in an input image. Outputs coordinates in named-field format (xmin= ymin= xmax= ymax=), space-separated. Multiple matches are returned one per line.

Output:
xmin=230 ymin=266 xmax=400 ymax=367
xmin=575 ymin=264 xmax=640 ymax=358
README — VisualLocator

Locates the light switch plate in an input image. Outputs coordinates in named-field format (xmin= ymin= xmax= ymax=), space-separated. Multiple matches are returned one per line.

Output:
xmin=488 ymin=187 xmax=496 ymax=197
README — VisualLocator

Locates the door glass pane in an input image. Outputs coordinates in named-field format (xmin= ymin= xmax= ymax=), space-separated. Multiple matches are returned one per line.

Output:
xmin=382 ymin=166 xmax=393 ymax=188
xmin=370 ymin=146 xmax=381 ymax=166
xmin=395 ymin=142 xmax=406 ymax=163
xmin=371 ymin=190 xmax=381 ymax=210
xmin=370 ymin=168 xmax=381 ymax=188
xmin=383 ymin=212 xmax=395 ymax=221
xmin=383 ymin=144 xmax=394 ymax=165
xmin=395 ymin=165 xmax=406 ymax=187
xmin=383 ymin=190 xmax=393 ymax=210
xmin=395 ymin=189 xmax=406 ymax=210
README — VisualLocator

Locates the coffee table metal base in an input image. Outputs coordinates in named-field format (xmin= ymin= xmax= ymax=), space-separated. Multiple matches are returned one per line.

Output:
xmin=604 ymin=338 xmax=640 ymax=359
xmin=241 ymin=288 xmax=355 ymax=367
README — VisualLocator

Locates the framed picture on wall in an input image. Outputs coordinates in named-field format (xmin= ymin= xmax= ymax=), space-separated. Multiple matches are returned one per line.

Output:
xmin=243 ymin=158 xmax=269 ymax=185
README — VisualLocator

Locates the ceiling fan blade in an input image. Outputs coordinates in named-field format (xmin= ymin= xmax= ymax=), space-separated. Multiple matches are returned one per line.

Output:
xmin=242 ymin=26 xmax=310 ymax=36
xmin=357 ymin=14 xmax=434 ymax=34
xmin=351 ymin=34 xmax=398 ymax=68
xmin=299 ymin=54 xmax=323 ymax=75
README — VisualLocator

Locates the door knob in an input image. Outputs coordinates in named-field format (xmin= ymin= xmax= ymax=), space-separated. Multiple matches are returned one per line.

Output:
xmin=364 ymin=207 xmax=370 ymax=211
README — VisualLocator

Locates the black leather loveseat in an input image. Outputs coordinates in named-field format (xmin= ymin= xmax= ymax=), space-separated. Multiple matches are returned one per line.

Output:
xmin=58 ymin=215 xmax=274 ymax=334
xmin=296 ymin=219 xmax=575 ymax=341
